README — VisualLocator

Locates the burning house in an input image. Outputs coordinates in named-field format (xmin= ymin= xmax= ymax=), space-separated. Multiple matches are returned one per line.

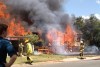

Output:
xmin=0 ymin=0 xmax=82 ymax=55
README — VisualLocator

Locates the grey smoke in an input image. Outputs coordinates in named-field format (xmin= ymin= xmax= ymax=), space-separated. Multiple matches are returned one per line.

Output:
xmin=46 ymin=0 xmax=64 ymax=11
xmin=6 ymin=0 xmax=56 ymax=23
xmin=84 ymin=45 xmax=99 ymax=54
xmin=5 ymin=0 xmax=69 ymax=31
xmin=4 ymin=0 xmax=76 ymax=55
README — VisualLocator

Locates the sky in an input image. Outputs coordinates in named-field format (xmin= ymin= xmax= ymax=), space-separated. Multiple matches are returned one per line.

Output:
xmin=63 ymin=0 xmax=100 ymax=19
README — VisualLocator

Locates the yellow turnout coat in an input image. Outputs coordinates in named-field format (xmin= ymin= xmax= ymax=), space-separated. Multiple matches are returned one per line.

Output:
xmin=26 ymin=42 xmax=33 ymax=54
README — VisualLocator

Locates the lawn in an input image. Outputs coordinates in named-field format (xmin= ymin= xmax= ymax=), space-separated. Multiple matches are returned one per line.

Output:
xmin=7 ymin=54 xmax=96 ymax=64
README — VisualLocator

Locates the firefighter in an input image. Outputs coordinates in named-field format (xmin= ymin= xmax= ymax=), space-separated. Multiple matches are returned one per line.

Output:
xmin=18 ymin=42 xmax=24 ymax=57
xmin=25 ymin=39 xmax=33 ymax=64
xmin=79 ymin=40 xmax=85 ymax=59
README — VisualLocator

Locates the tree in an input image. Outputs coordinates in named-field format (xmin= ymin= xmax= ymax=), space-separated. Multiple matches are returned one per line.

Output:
xmin=74 ymin=16 xmax=85 ymax=30
xmin=26 ymin=34 xmax=39 ymax=44
xmin=74 ymin=14 xmax=100 ymax=47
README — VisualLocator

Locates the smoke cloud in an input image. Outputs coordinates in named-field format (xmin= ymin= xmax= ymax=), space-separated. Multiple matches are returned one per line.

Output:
xmin=4 ymin=0 xmax=69 ymax=31
xmin=3 ymin=0 xmax=77 ymax=55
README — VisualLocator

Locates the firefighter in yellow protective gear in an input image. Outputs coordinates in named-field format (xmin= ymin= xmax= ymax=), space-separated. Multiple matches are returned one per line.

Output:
xmin=25 ymin=39 xmax=33 ymax=64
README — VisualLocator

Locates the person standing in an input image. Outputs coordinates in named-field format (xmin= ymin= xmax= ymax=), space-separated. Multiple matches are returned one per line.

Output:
xmin=18 ymin=42 xmax=24 ymax=57
xmin=0 ymin=24 xmax=17 ymax=67
xmin=79 ymin=40 xmax=85 ymax=59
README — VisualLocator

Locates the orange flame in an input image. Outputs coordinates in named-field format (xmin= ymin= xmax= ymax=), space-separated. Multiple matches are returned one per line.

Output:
xmin=0 ymin=2 xmax=6 ymax=18
xmin=64 ymin=24 xmax=75 ymax=46
xmin=0 ymin=2 xmax=30 ymax=36
xmin=46 ymin=24 xmax=75 ymax=47
xmin=7 ymin=19 xmax=29 ymax=36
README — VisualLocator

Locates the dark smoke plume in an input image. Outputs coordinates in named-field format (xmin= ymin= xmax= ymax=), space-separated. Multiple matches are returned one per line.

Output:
xmin=3 ymin=0 xmax=76 ymax=55
xmin=4 ymin=0 xmax=69 ymax=31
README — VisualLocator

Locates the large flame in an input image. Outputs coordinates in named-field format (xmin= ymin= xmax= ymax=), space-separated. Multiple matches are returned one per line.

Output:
xmin=0 ymin=2 xmax=30 ymax=36
xmin=46 ymin=24 xmax=75 ymax=48
xmin=0 ymin=2 xmax=6 ymax=17
xmin=7 ymin=19 xmax=29 ymax=36
xmin=0 ymin=2 xmax=9 ymax=21
xmin=64 ymin=24 xmax=75 ymax=46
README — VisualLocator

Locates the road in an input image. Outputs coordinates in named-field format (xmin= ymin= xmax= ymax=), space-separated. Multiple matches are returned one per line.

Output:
xmin=12 ymin=59 xmax=100 ymax=67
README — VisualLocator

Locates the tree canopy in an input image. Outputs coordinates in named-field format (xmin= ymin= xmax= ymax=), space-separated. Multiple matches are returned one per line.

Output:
xmin=74 ymin=14 xmax=100 ymax=47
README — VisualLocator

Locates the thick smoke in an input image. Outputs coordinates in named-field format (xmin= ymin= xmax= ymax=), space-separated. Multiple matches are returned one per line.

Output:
xmin=5 ymin=0 xmax=69 ymax=31
xmin=46 ymin=0 xmax=64 ymax=11
xmin=3 ymin=0 xmax=77 ymax=55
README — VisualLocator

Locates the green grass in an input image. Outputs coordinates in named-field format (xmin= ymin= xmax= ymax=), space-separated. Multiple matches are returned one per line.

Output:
xmin=7 ymin=54 xmax=97 ymax=64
